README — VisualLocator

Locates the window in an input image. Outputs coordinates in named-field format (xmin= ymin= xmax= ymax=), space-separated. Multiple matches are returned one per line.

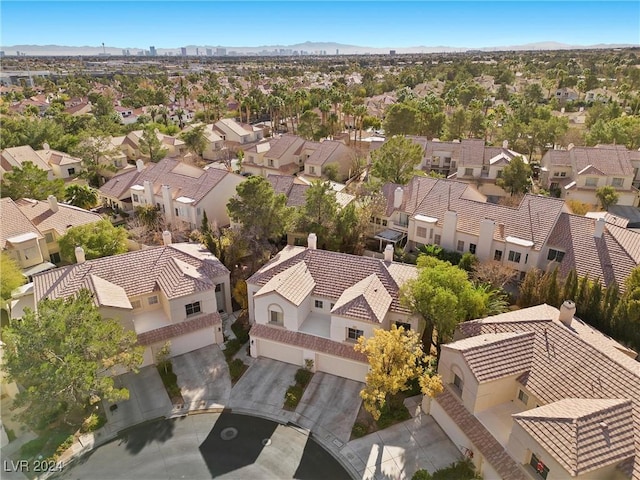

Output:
xmin=310 ymin=166 xmax=315 ymax=174
xmin=67 ymin=167 xmax=76 ymax=176
xmin=395 ymin=321 xmax=411 ymax=331
xmin=45 ymin=232 xmax=54 ymax=243
xmin=560 ymin=172 xmax=567 ymax=177
xmin=434 ymin=234 xmax=441 ymax=245
xmin=347 ymin=328 xmax=363 ymax=341
xmin=508 ymin=250 xmax=521 ymax=263
xmin=370 ymin=216 xmax=375 ymax=223
xmin=464 ymin=168 xmax=473 ymax=177
xmin=148 ymin=295 xmax=158 ymax=305
xmin=131 ymin=300 xmax=142 ymax=309
xmin=553 ymin=171 xmax=560 ymax=177
xmin=429 ymin=229 xmax=434 ymax=240
xmin=268 ymin=159 xmax=274 ymax=167
xmin=175 ymin=208 xmax=179 ymax=217
xmin=185 ymin=301 xmax=201 ymax=317
xmin=398 ymin=213 xmax=409 ymax=227
xmin=529 ymin=453 xmax=549 ymax=479
xmin=314 ymin=300 xmax=323 ymax=309
xmin=416 ymin=226 xmax=427 ymax=238
xmin=375 ymin=217 xmax=381 ymax=225
xmin=457 ymin=240 xmax=464 ymax=252
xmin=132 ymin=194 xmax=139 ymax=203
xmin=452 ymin=373 xmax=463 ymax=395
xmin=269 ymin=310 xmax=283 ymax=325
xmin=519 ymin=271 xmax=527 ymax=281
xmin=382 ymin=219 xmax=388 ymax=227
xmin=496 ymin=170 xmax=503 ymax=178
xmin=469 ymin=243 xmax=476 ymax=254
xmin=518 ymin=389 xmax=529 ymax=405
xmin=612 ymin=177 xmax=624 ymax=187
xmin=196 ymin=207 xmax=201 ymax=216
xmin=585 ymin=177 xmax=598 ymax=187
xmin=547 ymin=249 xmax=565 ymax=262
xmin=494 ymin=250 xmax=503 ymax=261
xmin=330 ymin=303 xmax=335 ymax=309
xmin=215 ymin=284 xmax=222 ymax=292
xmin=50 ymin=252 xmax=61 ymax=263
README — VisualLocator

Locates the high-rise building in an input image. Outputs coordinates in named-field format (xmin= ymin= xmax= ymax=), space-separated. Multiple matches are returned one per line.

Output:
xmin=216 ymin=48 xmax=226 ymax=56
xmin=206 ymin=48 xmax=213 ymax=56
xmin=389 ymin=50 xmax=396 ymax=56
xmin=149 ymin=46 xmax=157 ymax=56
xmin=336 ymin=49 xmax=339 ymax=55
xmin=181 ymin=47 xmax=187 ymax=56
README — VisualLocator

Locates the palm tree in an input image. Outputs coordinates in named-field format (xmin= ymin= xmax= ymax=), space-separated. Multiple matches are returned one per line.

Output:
xmin=319 ymin=99 xmax=331 ymax=127
xmin=354 ymin=104 xmax=368 ymax=142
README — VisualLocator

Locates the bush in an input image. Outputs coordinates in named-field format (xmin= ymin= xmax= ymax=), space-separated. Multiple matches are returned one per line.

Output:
xmin=231 ymin=319 xmax=250 ymax=344
xmin=432 ymin=459 xmax=478 ymax=480
xmin=80 ymin=412 xmax=106 ymax=433
xmin=419 ymin=244 xmax=462 ymax=265
xmin=377 ymin=396 xmax=411 ymax=429
xmin=157 ymin=361 xmax=181 ymax=398
xmin=284 ymin=385 xmax=304 ymax=408
xmin=54 ymin=435 xmax=75 ymax=457
xmin=228 ymin=358 xmax=246 ymax=382
xmin=295 ymin=368 xmax=313 ymax=387
xmin=351 ymin=422 xmax=369 ymax=438
xmin=20 ymin=437 xmax=48 ymax=458
xmin=412 ymin=470 xmax=432 ymax=480
xmin=223 ymin=338 xmax=243 ymax=360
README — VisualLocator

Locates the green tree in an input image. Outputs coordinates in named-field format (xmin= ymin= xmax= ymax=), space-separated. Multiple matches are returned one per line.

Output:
xmin=64 ymin=184 xmax=98 ymax=209
xmin=297 ymin=110 xmax=322 ymax=141
xmin=595 ymin=185 xmax=619 ymax=211
xmin=139 ymin=126 xmax=168 ymax=163
xmin=1 ymin=252 xmax=25 ymax=310
xmin=371 ymin=135 xmax=423 ymax=184
xmin=71 ymin=134 xmax=119 ymax=188
xmin=297 ymin=180 xmax=339 ymax=247
xmin=496 ymin=156 xmax=531 ymax=196
xmin=1 ymin=162 xmax=65 ymax=200
xmin=354 ymin=325 xmax=443 ymax=420
xmin=2 ymin=290 xmax=143 ymax=429
xmin=227 ymin=176 xmax=291 ymax=245
xmin=180 ymin=124 xmax=208 ymax=158
xmin=383 ymin=103 xmax=419 ymax=136
xmin=58 ymin=219 xmax=128 ymax=262
xmin=401 ymin=256 xmax=489 ymax=360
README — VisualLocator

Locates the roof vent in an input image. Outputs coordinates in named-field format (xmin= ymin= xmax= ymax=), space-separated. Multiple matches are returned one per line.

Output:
xmin=307 ymin=233 xmax=317 ymax=250
xmin=75 ymin=246 xmax=86 ymax=264
xmin=47 ymin=195 xmax=59 ymax=213
xmin=558 ymin=300 xmax=576 ymax=327
xmin=394 ymin=187 xmax=403 ymax=209
xmin=162 ymin=230 xmax=172 ymax=246
xmin=384 ymin=244 xmax=394 ymax=262
xmin=594 ymin=217 xmax=606 ymax=238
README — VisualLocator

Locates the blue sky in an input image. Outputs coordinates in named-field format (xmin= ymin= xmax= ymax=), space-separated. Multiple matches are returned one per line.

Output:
xmin=1 ymin=1 xmax=639 ymax=48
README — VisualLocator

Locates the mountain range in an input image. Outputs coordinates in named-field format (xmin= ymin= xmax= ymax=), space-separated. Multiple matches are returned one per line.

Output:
xmin=2 ymin=41 xmax=637 ymax=56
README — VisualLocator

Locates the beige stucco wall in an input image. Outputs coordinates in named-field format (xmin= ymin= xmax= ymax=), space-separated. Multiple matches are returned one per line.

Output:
xmin=474 ymin=377 xmax=520 ymax=413
xmin=330 ymin=315 xmax=378 ymax=343
xmin=167 ymin=290 xmax=217 ymax=323
xmin=198 ymin=172 xmax=245 ymax=227
xmin=9 ymin=237 xmax=47 ymax=268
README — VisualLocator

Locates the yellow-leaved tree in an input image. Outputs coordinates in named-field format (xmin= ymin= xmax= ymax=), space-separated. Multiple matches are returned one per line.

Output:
xmin=354 ymin=325 xmax=442 ymax=420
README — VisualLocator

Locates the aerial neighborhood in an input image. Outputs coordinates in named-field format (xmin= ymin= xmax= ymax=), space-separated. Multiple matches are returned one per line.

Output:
xmin=1 ymin=43 xmax=639 ymax=480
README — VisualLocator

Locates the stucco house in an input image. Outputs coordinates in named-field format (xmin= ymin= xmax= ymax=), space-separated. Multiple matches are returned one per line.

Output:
xmin=247 ymin=236 xmax=417 ymax=382
xmin=541 ymin=144 xmax=640 ymax=207
xmin=409 ymin=137 xmax=527 ymax=202
xmin=214 ymin=118 xmax=264 ymax=145
xmin=242 ymin=134 xmax=306 ymax=177
xmin=302 ymin=139 xmax=355 ymax=181
xmin=98 ymin=157 xmax=245 ymax=228
xmin=376 ymin=177 xmax=569 ymax=278
xmin=1 ymin=196 xmax=103 ymax=278
xmin=119 ymin=130 xmax=186 ymax=161
xmin=1 ymin=145 xmax=84 ymax=181
xmin=31 ymin=238 xmax=231 ymax=367
xmin=428 ymin=302 xmax=639 ymax=480
xmin=181 ymin=123 xmax=227 ymax=161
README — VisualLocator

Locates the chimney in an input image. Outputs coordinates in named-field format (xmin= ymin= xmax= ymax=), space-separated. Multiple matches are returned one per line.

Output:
xmin=558 ymin=300 xmax=576 ymax=327
xmin=393 ymin=187 xmax=403 ymax=209
xmin=42 ymin=142 xmax=50 ymax=151
xmin=136 ymin=159 xmax=144 ymax=172
xmin=307 ymin=233 xmax=317 ymax=250
xmin=75 ymin=246 xmax=86 ymax=264
xmin=502 ymin=140 xmax=508 ymax=149
xmin=162 ymin=230 xmax=172 ymax=246
xmin=384 ymin=244 xmax=394 ymax=262
xmin=47 ymin=195 xmax=59 ymax=212
xmin=594 ymin=217 xmax=605 ymax=238
xmin=568 ymin=143 xmax=575 ymax=151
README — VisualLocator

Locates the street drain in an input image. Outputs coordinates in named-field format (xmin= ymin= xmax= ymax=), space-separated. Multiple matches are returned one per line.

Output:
xmin=262 ymin=438 xmax=272 ymax=446
xmin=220 ymin=427 xmax=238 ymax=440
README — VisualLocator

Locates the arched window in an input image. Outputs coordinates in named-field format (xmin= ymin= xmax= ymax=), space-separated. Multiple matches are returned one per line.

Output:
xmin=268 ymin=304 xmax=283 ymax=326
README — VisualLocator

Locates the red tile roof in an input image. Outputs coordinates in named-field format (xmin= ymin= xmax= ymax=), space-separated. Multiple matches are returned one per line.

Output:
xmin=137 ymin=312 xmax=221 ymax=346
xmin=250 ymin=323 xmax=367 ymax=362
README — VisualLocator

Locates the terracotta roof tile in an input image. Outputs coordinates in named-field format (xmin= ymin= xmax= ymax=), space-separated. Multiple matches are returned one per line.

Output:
xmin=0 ymin=198 xmax=43 ymax=249
xmin=332 ymin=274 xmax=391 ymax=323
xmin=137 ymin=312 xmax=221 ymax=346
xmin=250 ymin=323 xmax=367 ymax=362
xmin=255 ymin=261 xmax=315 ymax=306
xmin=435 ymin=386 xmax=529 ymax=480
xmin=14 ymin=198 xmax=102 ymax=237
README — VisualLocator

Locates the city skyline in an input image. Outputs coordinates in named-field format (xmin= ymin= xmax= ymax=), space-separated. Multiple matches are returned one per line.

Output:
xmin=2 ymin=1 xmax=639 ymax=50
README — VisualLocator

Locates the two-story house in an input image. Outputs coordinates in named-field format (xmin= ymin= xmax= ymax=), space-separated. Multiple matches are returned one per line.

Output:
xmin=428 ymin=302 xmax=639 ymax=480
xmin=119 ymin=130 xmax=186 ymax=161
xmin=247 ymin=236 xmax=418 ymax=382
xmin=214 ymin=118 xmax=264 ymax=146
xmin=541 ymin=144 xmax=640 ymax=207
xmin=375 ymin=177 xmax=568 ymax=279
xmin=30 ymin=238 xmax=231 ymax=367
xmin=98 ymin=157 xmax=245 ymax=228
xmin=303 ymin=139 xmax=355 ymax=182
xmin=242 ymin=134 xmax=306 ymax=177
xmin=181 ymin=123 xmax=227 ymax=162
xmin=1 ymin=145 xmax=54 ymax=180
xmin=1 ymin=196 xmax=103 ymax=278
xmin=36 ymin=146 xmax=84 ymax=180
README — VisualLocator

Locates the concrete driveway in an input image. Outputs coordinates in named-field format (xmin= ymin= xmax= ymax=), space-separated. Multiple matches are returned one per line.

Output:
xmin=292 ymin=372 xmax=363 ymax=445
xmin=171 ymin=344 xmax=231 ymax=411
xmin=101 ymin=366 xmax=173 ymax=434
xmin=340 ymin=414 xmax=462 ymax=480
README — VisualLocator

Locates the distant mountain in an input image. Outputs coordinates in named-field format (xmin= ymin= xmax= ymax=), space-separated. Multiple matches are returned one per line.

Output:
xmin=2 ymin=41 xmax=637 ymax=56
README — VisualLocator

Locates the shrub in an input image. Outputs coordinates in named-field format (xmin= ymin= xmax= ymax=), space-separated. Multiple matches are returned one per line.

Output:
xmin=55 ymin=435 xmax=75 ymax=457
xmin=351 ymin=422 xmax=369 ymax=438
xmin=431 ymin=459 xmax=478 ymax=480
xmin=80 ymin=412 xmax=107 ymax=433
xmin=231 ymin=319 xmax=250 ymax=344
xmin=228 ymin=358 xmax=246 ymax=381
xmin=412 ymin=470 xmax=432 ymax=480
xmin=295 ymin=368 xmax=313 ymax=387
xmin=20 ymin=437 xmax=48 ymax=458
xmin=157 ymin=361 xmax=181 ymax=398
xmin=284 ymin=385 xmax=304 ymax=408
xmin=223 ymin=338 xmax=243 ymax=360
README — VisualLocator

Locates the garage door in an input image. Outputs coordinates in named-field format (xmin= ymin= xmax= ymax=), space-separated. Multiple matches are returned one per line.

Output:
xmin=316 ymin=354 xmax=368 ymax=382
xmin=257 ymin=339 xmax=303 ymax=366
xmin=170 ymin=327 xmax=216 ymax=357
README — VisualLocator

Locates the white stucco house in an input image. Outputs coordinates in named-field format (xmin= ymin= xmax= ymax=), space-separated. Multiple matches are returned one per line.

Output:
xmin=247 ymin=235 xmax=418 ymax=382
xmin=30 ymin=238 xmax=231 ymax=367
xmin=427 ymin=302 xmax=639 ymax=480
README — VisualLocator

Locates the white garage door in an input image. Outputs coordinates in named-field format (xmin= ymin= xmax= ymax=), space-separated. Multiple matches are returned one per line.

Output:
xmin=316 ymin=354 xmax=368 ymax=382
xmin=170 ymin=328 xmax=216 ymax=357
xmin=257 ymin=339 xmax=303 ymax=366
